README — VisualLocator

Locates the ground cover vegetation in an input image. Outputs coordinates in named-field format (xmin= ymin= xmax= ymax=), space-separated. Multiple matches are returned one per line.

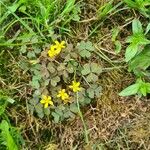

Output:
xmin=0 ymin=0 xmax=150 ymax=149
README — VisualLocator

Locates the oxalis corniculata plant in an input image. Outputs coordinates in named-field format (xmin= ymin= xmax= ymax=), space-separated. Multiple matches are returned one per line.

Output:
xmin=22 ymin=39 xmax=102 ymax=143
xmin=26 ymin=40 xmax=102 ymax=120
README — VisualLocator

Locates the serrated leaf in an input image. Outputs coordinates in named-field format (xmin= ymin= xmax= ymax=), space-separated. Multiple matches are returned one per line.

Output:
xmin=119 ymin=83 xmax=140 ymax=96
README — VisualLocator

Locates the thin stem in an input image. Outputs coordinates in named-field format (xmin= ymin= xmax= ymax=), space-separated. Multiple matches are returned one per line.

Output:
xmin=76 ymin=92 xmax=89 ymax=144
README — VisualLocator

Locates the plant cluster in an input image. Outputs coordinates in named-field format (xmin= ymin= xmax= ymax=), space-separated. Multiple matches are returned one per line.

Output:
xmin=23 ymin=40 xmax=103 ymax=122
xmin=119 ymin=19 xmax=150 ymax=96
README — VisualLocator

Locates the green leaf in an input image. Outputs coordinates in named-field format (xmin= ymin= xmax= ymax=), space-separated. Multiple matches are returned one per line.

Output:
xmin=47 ymin=62 xmax=56 ymax=73
xmin=52 ymin=112 xmax=60 ymax=123
xmin=114 ymin=40 xmax=122 ymax=53
xmin=81 ymin=64 xmax=91 ymax=75
xmin=61 ymin=0 xmax=75 ymax=16
xmin=85 ymin=41 xmax=95 ymax=51
xmin=0 ymin=120 xmax=18 ymax=150
xmin=79 ymin=49 xmax=91 ymax=58
xmin=119 ymin=83 xmax=140 ymax=96
xmin=7 ymin=98 xmax=15 ymax=104
xmin=145 ymin=22 xmax=150 ymax=35
xmin=27 ymin=51 xmax=36 ymax=59
xmin=35 ymin=103 xmax=43 ymax=115
xmin=139 ymin=85 xmax=147 ymax=96
xmin=20 ymin=45 xmax=27 ymax=53
xmin=44 ymin=108 xmax=50 ymax=116
xmin=129 ymin=45 xmax=150 ymax=72
xmin=125 ymin=44 xmax=138 ymax=62
xmin=86 ymin=73 xmax=98 ymax=82
xmin=90 ymin=63 xmax=102 ymax=74
xmin=51 ymin=76 xmax=60 ymax=86
xmin=112 ymin=27 xmax=120 ymax=42
xmin=70 ymin=103 xmax=78 ymax=113
xmin=30 ymin=79 xmax=40 ymax=89
xmin=132 ymin=19 xmax=143 ymax=34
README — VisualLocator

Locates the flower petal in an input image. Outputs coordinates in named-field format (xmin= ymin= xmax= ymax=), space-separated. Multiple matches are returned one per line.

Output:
xmin=49 ymin=100 xmax=54 ymax=106
xmin=40 ymin=99 xmax=45 ymax=103
xmin=44 ymin=103 xmax=49 ymax=108
xmin=54 ymin=41 xmax=60 ymax=46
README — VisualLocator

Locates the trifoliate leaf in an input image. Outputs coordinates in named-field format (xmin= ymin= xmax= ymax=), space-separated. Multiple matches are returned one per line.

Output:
xmin=47 ymin=62 xmax=56 ymax=73
xmin=52 ymin=112 xmax=60 ymax=123
xmin=81 ymin=64 xmax=91 ymax=75
xmin=85 ymin=41 xmax=95 ymax=51
xmin=86 ymin=73 xmax=98 ymax=82
xmin=90 ymin=63 xmax=102 ymax=74
xmin=79 ymin=49 xmax=91 ymax=58
xmin=27 ymin=51 xmax=36 ymax=59
xmin=70 ymin=103 xmax=78 ymax=113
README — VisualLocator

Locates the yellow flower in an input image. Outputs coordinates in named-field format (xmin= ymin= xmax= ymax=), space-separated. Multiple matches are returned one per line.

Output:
xmin=48 ymin=45 xmax=58 ymax=58
xmin=57 ymin=89 xmax=69 ymax=103
xmin=69 ymin=81 xmax=81 ymax=92
xmin=48 ymin=41 xmax=66 ymax=58
xmin=54 ymin=41 xmax=66 ymax=53
xmin=40 ymin=95 xmax=54 ymax=108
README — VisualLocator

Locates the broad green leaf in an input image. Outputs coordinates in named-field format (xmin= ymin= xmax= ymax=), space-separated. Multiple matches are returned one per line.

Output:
xmin=119 ymin=83 xmax=140 ymax=96
xmin=125 ymin=44 xmax=138 ymax=62
xmin=139 ymin=85 xmax=147 ymax=96
xmin=0 ymin=120 xmax=18 ymax=150
xmin=129 ymin=45 xmax=150 ymax=71
xmin=132 ymin=19 xmax=143 ymax=34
